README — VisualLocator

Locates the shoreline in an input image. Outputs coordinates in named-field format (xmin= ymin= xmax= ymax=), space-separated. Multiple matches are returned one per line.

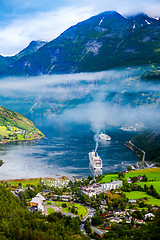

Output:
xmin=0 ymin=175 xmax=73 ymax=182
xmin=0 ymin=135 xmax=45 ymax=145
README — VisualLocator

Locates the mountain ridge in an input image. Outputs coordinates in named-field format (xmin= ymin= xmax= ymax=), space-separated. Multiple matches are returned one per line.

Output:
xmin=1 ymin=11 xmax=160 ymax=76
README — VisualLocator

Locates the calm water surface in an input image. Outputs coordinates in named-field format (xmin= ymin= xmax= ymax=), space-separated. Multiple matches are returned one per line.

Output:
xmin=0 ymin=70 xmax=158 ymax=179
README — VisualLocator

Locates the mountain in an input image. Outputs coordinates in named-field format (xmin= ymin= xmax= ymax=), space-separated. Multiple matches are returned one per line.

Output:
xmin=0 ymin=41 xmax=47 ymax=74
xmin=0 ymin=55 xmax=14 ymax=74
xmin=0 ymin=106 xmax=44 ymax=143
xmin=3 ymin=11 xmax=160 ymax=76
xmin=131 ymin=129 xmax=160 ymax=163
xmin=12 ymin=40 xmax=47 ymax=61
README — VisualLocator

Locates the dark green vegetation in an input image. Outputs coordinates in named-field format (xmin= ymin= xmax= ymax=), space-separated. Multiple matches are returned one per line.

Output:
xmin=132 ymin=129 xmax=160 ymax=163
xmin=1 ymin=11 xmax=160 ymax=76
xmin=102 ymin=210 xmax=160 ymax=240
xmin=0 ymin=106 xmax=44 ymax=143
xmin=0 ymin=185 xmax=88 ymax=240
xmin=0 ymin=160 xmax=4 ymax=166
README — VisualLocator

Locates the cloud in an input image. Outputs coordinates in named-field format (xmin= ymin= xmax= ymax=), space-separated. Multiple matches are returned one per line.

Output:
xmin=0 ymin=0 xmax=160 ymax=56
xmin=0 ymin=6 xmax=93 ymax=56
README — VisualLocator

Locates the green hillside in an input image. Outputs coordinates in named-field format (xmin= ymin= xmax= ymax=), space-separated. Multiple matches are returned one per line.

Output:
xmin=0 ymin=106 xmax=44 ymax=144
xmin=131 ymin=129 xmax=160 ymax=163
xmin=0 ymin=185 xmax=86 ymax=240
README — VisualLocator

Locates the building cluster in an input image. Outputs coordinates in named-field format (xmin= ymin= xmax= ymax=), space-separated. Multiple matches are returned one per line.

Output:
xmin=100 ymin=209 xmax=155 ymax=226
xmin=41 ymin=177 xmax=70 ymax=188
xmin=81 ymin=180 xmax=123 ymax=197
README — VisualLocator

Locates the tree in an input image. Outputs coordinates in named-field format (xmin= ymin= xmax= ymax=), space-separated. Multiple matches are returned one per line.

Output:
xmin=84 ymin=219 xmax=92 ymax=234
xmin=118 ymin=172 xmax=125 ymax=179
xmin=91 ymin=215 xmax=103 ymax=226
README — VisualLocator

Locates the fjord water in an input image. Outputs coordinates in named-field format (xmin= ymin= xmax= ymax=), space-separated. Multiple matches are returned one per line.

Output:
xmin=0 ymin=69 xmax=159 ymax=179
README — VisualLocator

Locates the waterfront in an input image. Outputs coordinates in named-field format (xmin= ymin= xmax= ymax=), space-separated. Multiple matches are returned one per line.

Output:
xmin=0 ymin=122 xmax=138 ymax=179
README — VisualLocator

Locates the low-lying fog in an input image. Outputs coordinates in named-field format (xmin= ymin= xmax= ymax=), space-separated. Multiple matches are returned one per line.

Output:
xmin=0 ymin=67 xmax=159 ymax=179
xmin=0 ymin=67 xmax=160 ymax=132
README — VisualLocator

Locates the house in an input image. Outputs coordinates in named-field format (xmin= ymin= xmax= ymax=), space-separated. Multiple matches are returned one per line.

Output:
xmin=30 ymin=193 xmax=46 ymax=214
xmin=110 ymin=217 xmax=122 ymax=223
xmin=128 ymin=199 xmax=137 ymax=204
xmin=92 ymin=226 xmax=105 ymax=238
xmin=145 ymin=213 xmax=155 ymax=220
xmin=113 ymin=209 xmax=123 ymax=216
xmin=104 ymin=222 xmax=110 ymax=230
xmin=101 ymin=180 xmax=123 ymax=191
xmin=53 ymin=194 xmax=71 ymax=202
xmin=138 ymin=175 xmax=143 ymax=181
xmin=127 ymin=178 xmax=132 ymax=184
xmin=81 ymin=183 xmax=102 ymax=197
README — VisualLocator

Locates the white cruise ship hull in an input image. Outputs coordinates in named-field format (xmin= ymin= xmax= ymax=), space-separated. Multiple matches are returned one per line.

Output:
xmin=99 ymin=133 xmax=111 ymax=141
xmin=89 ymin=151 xmax=102 ymax=171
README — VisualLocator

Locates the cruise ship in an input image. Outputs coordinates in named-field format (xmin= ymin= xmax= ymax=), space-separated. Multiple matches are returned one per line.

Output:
xmin=99 ymin=132 xmax=111 ymax=141
xmin=89 ymin=150 xmax=102 ymax=170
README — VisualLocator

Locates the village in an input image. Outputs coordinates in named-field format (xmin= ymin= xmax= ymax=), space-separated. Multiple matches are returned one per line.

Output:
xmin=4 ymin=167 xmax=159 ymax=239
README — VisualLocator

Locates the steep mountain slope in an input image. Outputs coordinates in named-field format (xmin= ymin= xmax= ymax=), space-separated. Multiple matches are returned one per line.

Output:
xmin=0 ymin=106 xmax=44 ymax=143
xmin=4 ymin=11 xmax=160 ymax=76
xmin=131 ymin=129 xmax=160 ymax=163
xmin=12 ymin=40 xmax=47 ymax=61
xmin=0 ymin=55 xmax=14 ymax=74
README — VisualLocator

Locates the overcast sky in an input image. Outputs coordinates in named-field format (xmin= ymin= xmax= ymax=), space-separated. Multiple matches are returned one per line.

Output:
xmin=0 ymin=0 xmax=160 ymax=56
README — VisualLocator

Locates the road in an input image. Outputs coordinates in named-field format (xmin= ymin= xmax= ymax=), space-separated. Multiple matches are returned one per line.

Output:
xmin=129 ymin=140 xmax=145 ymax=162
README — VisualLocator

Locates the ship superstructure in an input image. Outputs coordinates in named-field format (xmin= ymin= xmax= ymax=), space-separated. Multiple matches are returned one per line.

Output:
xmin=99 ymin=132 xmax=111 ymax=141
xmin=89 ymin=150 xmax=102 ymax=170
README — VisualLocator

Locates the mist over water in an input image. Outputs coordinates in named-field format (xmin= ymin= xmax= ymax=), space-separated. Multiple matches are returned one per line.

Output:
xmin=0 ymin=67 xmax=159 ymax=179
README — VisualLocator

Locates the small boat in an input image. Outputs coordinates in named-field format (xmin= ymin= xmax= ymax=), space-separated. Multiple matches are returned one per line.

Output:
xmin=99 ymin=132 xmax=111 ymax=141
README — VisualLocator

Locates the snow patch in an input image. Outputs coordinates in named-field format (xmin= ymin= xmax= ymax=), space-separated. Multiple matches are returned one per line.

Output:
xmin=121 ymin=14 xmax=128 ymax=19
xmin=145 ymin=20 xmax=151 ymax=25
xmin=99 ymin=17 xmax=105 ymax=26
xmin=153 ymin=17 xmax=159 ymax=20
xmin=133 ymin=21 xmax=135 ymax=29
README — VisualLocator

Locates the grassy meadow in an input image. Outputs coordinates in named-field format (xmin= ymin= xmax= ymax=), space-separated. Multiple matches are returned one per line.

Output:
xmin=124 ymin=191 xmax=160 ymax=206
xmin=1 ymin=178 xmax=41 ymax=188
xmin=49 ymin=201 xmax=88 ymax=218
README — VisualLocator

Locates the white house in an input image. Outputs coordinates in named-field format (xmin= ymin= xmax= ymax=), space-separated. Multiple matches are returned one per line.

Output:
xmin=145 ymin=213 xmax=155 ymax=220
xmin=101 ymin=180 xmax=123 ymax=191
xmin=30 ymin=193 xmax=46 ymax=214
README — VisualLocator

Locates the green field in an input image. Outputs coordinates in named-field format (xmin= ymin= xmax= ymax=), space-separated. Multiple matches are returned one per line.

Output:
xmin=137 ymin=181 xmax=160 ymax=195
xmin=2 ymin=178 xmax=41 ymax=188
xmin=47 ymin=208 xmax=54 ymax=215
xmin=124 ymin=191 xmax=160 ymax=206
xmin=125 ymin=168 xmax=160 ymax=181
xmin=52 ymin=201 xmax=88 ymax=218
xmin=101 ymin=174 xmax=119 ymax=183
xmin=0 ymin=106 xmax=44 ymax=143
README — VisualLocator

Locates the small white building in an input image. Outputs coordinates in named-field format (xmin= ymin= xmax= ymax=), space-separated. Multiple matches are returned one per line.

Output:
xmin=30 ymin=193 xmax=46 ymax=214
xmin=101 ymin=180 xmax=123 ymax=191
xmin=145 ymin=213 xmax=155 ymax=220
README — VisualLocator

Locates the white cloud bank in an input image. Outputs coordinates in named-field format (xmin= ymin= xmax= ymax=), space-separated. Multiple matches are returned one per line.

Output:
xmin=0 ymin=0 xmax=160 ymax=56
xmin=0 ymin=6 xmax=93 ymax=56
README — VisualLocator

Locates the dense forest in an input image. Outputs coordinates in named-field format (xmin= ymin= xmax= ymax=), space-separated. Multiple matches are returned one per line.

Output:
xmin=132 ymin=129 xmax=160 ymax=163
xmin=0 ymin=185 xmax=88 ymax=240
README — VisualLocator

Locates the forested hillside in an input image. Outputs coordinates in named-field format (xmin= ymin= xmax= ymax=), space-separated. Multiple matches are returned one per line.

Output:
xmin=132 ymin=129 xmax=160 ymax=163
xmin=0 ymin=185 xmax=88 ymax=240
